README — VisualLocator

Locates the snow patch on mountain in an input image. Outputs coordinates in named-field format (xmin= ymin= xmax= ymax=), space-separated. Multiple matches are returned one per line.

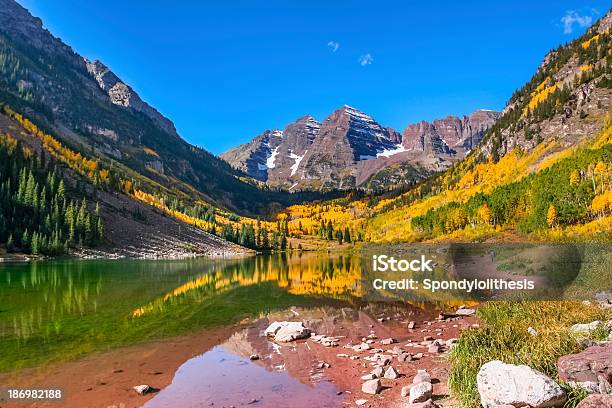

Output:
xmin=289 ymin=150 xmax=307 ymax=176
xmin=266 ymin=146 xmax=280 ymax=169
xmin=377 ymin=144 xmax=407 ymax=158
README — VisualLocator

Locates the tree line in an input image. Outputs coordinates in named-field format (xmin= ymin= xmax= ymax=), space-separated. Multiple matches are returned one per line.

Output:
xmin=0 ymin=134 xmax=103 ymax=255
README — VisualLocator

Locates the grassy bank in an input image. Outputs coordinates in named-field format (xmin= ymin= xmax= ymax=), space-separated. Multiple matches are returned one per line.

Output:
xmin=449 ymin=300 xmax=612 ymax=407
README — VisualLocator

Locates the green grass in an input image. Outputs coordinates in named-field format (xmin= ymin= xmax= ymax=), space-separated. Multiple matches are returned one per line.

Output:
xmin=448 ymin=300 xmax=612 ymax=408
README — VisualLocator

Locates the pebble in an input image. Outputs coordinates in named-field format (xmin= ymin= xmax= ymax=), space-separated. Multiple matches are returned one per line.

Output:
xmin=133 ymin=385 xmax=150 ymax=395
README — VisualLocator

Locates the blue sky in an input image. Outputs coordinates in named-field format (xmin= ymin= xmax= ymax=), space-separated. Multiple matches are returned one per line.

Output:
xmin=19 ymin=1 xmax=608 ymax=154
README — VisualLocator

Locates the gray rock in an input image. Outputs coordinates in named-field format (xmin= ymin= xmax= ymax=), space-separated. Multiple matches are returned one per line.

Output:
xmin=595 ymin=291 xmax=612 ymax=304
xmin=413 ymin=370 xmax=431 ymax=384
xmin=384 ymin=366 xmax=399 ymax=379
xmin=381 ymin=338 xmax=397 ymax=345
xmin=570 ymin=321 xmax=603 ymax=335
xmin=264 ymin=321 xmax=311 ymax=342
xmin=361 ymin=373 xmax=377 ymax=380
xmin=371 ymin=367 xmax=384 ymax=378
xmin=133 ymin=384 xmax=150 ymax=395
xmin=477 ymin=360 xmax=566 ymax=408
xmin=455 ymin=308 xmax=476 ymax=316
xmin=398 ymin=352 xmax=412 ymax=362
xmin=599 ymin=375 xmax=612 ymax=394
xmin=569 ymin=380 xmax=601 ymax=394
xmin=361 ymin=379 xmax=382 ymax=395
xmin=390 ymin=346 xmax=404 ymax=355
xmin=353 ymin=342 xmax=371 ymax=351
xmin=409 ymin=381 xmax=433 ymax=403
xmin=428 ymin=344 xmax=441 ymax=353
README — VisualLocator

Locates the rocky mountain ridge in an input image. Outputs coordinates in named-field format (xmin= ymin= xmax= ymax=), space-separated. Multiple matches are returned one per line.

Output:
xmin=221 ymin=106 xmax=499 ymax=191
xmin=0 ymin=0 xmax=307 ymax=216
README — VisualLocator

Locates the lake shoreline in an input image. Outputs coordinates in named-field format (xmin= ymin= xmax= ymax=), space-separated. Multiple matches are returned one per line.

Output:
xmin=0 ymin=323 xmax=246 ymax=408
xmin=0 ymin=304 xmax=479 ymax=408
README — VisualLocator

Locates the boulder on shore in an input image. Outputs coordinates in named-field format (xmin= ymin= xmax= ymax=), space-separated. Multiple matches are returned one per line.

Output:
xmin=477 ymin=360 xmax=566 ymax=408
xmin=557 ymin=345 xmax=612 ymax=383
xmin=409 ymin=381 xmax=433 ymax=403
xmin=264 ymin=321 xmax=311 ymax=342
xmin=361 ymin=379 xmax=382 ymax=395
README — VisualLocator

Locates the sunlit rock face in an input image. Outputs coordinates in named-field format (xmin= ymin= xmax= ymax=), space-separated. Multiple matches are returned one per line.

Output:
xmin=221 ymin=106 xmax=499 ymax=191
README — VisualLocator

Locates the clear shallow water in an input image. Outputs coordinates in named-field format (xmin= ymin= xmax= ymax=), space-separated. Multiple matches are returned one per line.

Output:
xmin=143 ymin=346 xmax=343 ymax=408
xmin=0 ymin=244 xmax=606 ymax=375
xmin=0 ymin=252 xmax=367 ymax=372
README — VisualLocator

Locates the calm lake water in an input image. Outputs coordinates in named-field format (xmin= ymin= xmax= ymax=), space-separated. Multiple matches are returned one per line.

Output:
xmin=0 ymin=245 xmax=608 ymax=406
xmin=1 ymin=244 xmax=608 ymax=372
xmin=0 ymin=252 xmax=372 ymax=372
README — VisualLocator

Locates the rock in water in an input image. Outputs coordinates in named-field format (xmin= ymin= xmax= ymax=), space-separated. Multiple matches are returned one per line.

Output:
xmin=133 ymin=384 xmax=150 ymax=395
xmin=558 ymin=345 xmax=612 ymax=383
xmin=409 ymin=381 xmax=433 ymax=403
xmin=361 ymin=379 xmax=382 ymax=395
xmin=477 ymin=360 xmax=566 ymax=408
xmin=576 ymin=394 xmax=612 ymax=408
xmin=264 ymin=321 xmax=311 ymax=342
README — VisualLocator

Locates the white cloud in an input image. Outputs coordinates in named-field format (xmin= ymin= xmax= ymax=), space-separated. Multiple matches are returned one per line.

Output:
xmin=358 ymin=53 xmax=373 ymax=66
xmin=327 ymin=41 xmax=340 ymax=52
xmin=561 ymin=10 xmax=593 ymax=34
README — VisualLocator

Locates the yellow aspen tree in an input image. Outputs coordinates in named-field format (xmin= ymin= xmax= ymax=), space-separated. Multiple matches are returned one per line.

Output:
xmin=546 ymin=204 xmax=557 ymax=228
xmin=594 ymin=161 xmax=606 ymax=193
xmin=477 ymin=203 xmax=491 ymax=225
xmin=569 ymin=169 xmax=580 ymax=186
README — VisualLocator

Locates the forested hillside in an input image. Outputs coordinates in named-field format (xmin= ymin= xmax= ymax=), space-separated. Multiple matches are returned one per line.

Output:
xmin=271 ymin=11 xmax=612 ymax=244
xmin=0 ymin=133 xmax=102 ymax=255
xmin=0 ymin=0 xmax=322 ymax=217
